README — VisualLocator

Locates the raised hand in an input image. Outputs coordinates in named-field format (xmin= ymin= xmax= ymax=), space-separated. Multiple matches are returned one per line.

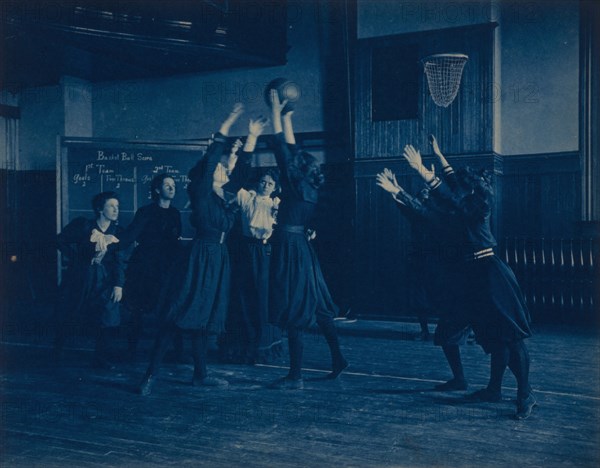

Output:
xmin=403 ymin=145 xmax=435 ymax=182
xmin=231 ymin=138 xmax=243 ymax=154
xmin=220 ymin=103 xmax=245 ymax=136
xmin=229 ymin=103 xmax=244 ymax=119
xmin=429 ymin=134 xmax=450 ymax=169
xmin=429 ymin=134 xmax=442 ymax=157
xmin=403 ymin=144 xmax=423 ymax=171
xmin=376 ymin=169 xmax=402 ymax=195
xmin=248 ymin=116 xmax=269 ymax=138
xmin=383 ymin=168 xmax=401 ymax=190
xmin=270 ymin=89 xmax=288 ymax=116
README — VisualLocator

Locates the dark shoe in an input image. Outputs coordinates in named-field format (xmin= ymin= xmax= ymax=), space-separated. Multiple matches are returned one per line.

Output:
xmin=334 ymin=307 xmax=357 ymax=323
xmin=326 ymin=359 xmax=349 ymax=380
xmin=467 ymin=387 xmax=502 ymax=403
xmin=515 ymin=392 xmax=537 ymax=420
xmin=434 ymin=378 xmax=468 ymax=391
xmin=268 ymin=376 xmax=304 ymax=390
xmin=192 ymin=376 xmax=229 ymax=387
xmin=138 ymin=374 xmax=154 ymax=396
xmin=91 ymin=357 xmax=116 ymax=370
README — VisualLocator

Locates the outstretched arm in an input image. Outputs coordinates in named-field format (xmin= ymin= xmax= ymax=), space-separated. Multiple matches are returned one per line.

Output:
xmin=376 ymin=168 xmax=432 ymax=224
xmin=403 ymin=145 xmax=436 ymax=184
xmin=429 ymin=134 xmax=457 ymax=186
xmin=219 ymin=103 xmax=244 ymax=137
xmin=429 ymin=134 xmax=450 ymax=169
xmin=282 ymin=112 xmax=296 ymax=145
xmin=190 ymin=104 xmax=244 ymax=196
xmin=223 ymin=116 xmax=269 ymax=197
xmin=269 ymin=89 xmax=294 ymax=171
xmin=244 ymin=116 xmax=269 ymax=153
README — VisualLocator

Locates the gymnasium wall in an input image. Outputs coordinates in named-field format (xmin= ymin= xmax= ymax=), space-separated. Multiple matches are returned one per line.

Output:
xmin=357 ymin=0 xmax=580 ymax=155
xmin=352 ymin=0 xmax=592 ymax=321
xmin=4 ymin=0 xmax=355 ymax=308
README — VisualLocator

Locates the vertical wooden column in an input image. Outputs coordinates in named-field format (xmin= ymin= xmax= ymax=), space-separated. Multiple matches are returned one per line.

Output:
xmin=579 ymin=1 xmax=600 ymax=223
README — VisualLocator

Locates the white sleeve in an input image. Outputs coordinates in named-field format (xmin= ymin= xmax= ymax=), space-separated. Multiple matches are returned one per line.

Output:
xmin=237 ymin=188 xmax=252 ymax=207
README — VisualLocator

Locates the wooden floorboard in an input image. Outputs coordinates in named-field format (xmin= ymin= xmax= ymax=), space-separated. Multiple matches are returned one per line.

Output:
xmin=1 ymin=320 xmax=599 ymax=467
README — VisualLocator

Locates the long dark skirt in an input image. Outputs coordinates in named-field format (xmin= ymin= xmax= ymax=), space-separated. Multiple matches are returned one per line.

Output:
xmin=158 ymin=239 xmax=230 ymax=334
xmin=462 ymin=255 xmax=532 ymax=353
xmin=57 ymin=263 xmax=121 ymax=329
xmin=269 ymin=230 xmax=338 ymax=330
xmin=222 ymin=239 xmax=282 ymax=362
xmin=124 ymin=248 xmax=166 ymax=313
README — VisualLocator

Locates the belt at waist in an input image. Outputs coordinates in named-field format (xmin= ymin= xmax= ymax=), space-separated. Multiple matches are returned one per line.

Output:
xmin=195 ymin=229 xmax=227 ymax=244
xmin=244 ymin=236 xmax=269 ymax=245
xmin=465 ymin=247 xmax=494 ymax=262
xmin=278 ymin=224 xmax=305 ymax=234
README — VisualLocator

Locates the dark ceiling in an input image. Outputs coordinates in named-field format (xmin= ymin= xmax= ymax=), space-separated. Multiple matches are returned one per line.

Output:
xmin=0 ymin=0 xmax=289 ymax=92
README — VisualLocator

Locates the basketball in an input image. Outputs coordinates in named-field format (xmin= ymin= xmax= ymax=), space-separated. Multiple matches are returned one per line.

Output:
xmin=264 ymin=77 xmax=300 ymax=114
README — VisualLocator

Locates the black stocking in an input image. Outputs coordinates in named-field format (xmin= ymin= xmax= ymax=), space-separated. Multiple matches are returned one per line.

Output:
xmin=317 ymin=315 xmax=345 ymax=368
xmin=508 ymin=339 xmax=531 ymax=398
xmin=191 ymin=330 xmax=208 ymax=379
xmin=287 ymin=327 xmax=303 ymax=380
xmin=442 ymin=345 xmax=465 ymax=381
xmin=488 ymin=344 xmax=510 ymax=393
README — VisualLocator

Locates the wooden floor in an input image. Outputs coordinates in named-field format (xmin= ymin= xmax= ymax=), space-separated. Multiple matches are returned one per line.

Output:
xmin=1 ymin=317 xmax=599 ymax=468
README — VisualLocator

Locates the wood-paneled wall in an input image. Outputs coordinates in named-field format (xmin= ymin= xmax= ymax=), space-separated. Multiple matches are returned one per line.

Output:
xmin=502 ymin=151 xmax=581 ymax=238
xmin=355 ymin=23 xmax=496 ymax=159
xmin=351 ymin=22 xmax=595 ymax=323
xmin=353 ymin=154 xmax=501 ymax=318
xmin=352 ymin=150 xmax=597 ymax=323
xmin=0 ymin=170 xmax=57 ymax=306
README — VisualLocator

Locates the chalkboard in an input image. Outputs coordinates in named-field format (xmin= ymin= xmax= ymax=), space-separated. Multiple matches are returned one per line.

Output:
xmin=58 ymin=137 xmax=209 ymax=240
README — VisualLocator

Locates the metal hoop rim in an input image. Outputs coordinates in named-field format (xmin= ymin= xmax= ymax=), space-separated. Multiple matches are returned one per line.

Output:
xmin=421 ymin=53 xmax=469 ymax=64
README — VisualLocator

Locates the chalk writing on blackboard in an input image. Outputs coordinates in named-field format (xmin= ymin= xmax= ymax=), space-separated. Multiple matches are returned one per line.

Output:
xmin=61 ymin=139 xmax=207 ymax=239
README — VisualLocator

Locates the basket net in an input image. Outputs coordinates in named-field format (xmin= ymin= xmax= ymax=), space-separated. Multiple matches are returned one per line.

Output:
xmin=422 ymin=54 xmax=468 ymax=108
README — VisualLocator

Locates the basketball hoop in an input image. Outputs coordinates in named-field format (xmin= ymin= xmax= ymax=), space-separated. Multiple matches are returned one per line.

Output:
xmin=422 ymin=53 xmax=468 ymax=108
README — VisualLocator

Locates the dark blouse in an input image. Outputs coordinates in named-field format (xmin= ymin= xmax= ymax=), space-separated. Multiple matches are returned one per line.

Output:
xmin=121 ymin=203 xmax=181 ymax=268
xmin=57 ymin=217 xmax=126 ymax=287
xmin=271 ymin=132 xmax=318 ymax=227
xmin=124 ymin=203 xmax=181 ymax=248
xmin=428 ymin=166 xmax=497 ymax=254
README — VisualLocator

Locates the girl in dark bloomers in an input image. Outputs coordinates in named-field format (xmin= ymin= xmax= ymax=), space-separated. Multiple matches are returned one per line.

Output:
xmin=122 ymin=174 xmax=183 ymax=361
xmin=138 ymin=104 xmax=268 ymax=395
xmin=267 ymin=90 xmax=347 ymax=390
xmin=54 ymin=191 xmax=126 ymax=369
xmin=402 ymin=136 xmax=536 ymax=420
xmin=376 ymin=167 xmax=471 ymax=393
